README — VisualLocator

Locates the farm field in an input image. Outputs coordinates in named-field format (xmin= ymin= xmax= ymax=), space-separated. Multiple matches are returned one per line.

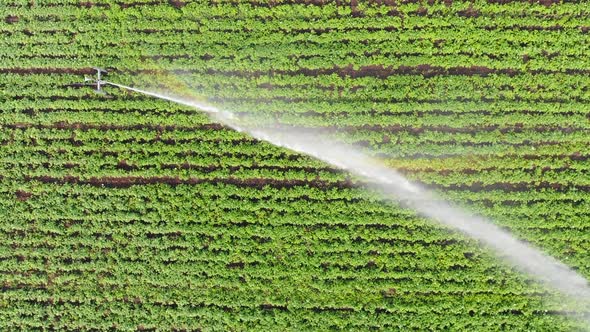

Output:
xmin=1 ymin=0 xmax=590 ymax=330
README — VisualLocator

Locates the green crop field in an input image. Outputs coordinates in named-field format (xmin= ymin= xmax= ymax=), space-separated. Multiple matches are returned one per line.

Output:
xmin=1 ymin=0 xmax=590 ymax=330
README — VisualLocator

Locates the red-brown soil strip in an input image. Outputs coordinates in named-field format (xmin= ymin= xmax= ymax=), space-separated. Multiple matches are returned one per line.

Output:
xmin=25 ymin=175 xmax=590 ymax=192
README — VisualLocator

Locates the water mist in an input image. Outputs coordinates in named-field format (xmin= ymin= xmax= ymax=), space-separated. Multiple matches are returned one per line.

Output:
xmin=102 ymin=81 xmax=590 ymax=310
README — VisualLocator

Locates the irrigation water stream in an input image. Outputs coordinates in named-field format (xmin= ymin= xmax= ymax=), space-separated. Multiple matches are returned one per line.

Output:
xmin=102 ymin=81 xmax=590 ymax=318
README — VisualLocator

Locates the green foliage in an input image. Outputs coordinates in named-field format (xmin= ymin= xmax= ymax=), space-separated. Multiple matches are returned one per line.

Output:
xmin=1 ymin=0 xmax=589 ymax=330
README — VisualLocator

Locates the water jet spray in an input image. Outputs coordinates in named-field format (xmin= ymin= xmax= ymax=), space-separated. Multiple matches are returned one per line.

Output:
xmin=84 ymin=68 xmax=223 ymax=115
xmin=82 ymin=70 xmax=590 ymax=319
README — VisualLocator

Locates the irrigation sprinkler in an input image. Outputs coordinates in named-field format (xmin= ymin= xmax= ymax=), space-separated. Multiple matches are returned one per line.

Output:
xmin=84 ymin=67 xmax=108 ymax=94
xmin=82 ymin=67 xmax=221 ymax=114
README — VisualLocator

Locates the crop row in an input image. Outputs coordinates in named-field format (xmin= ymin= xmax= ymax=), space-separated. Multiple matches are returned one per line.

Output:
xmin=5 ymin=71 xmax=590 ymax=98
xmin=4 ymin=124 xmax=588 ymax=148
xmin=3 ymin=113 xmax=588 ymax=138
xmin=4 ymin=92 xmax=590 ymax=116
xmin=3 ymin=28 xmax=589 ymax=60
xmin=4 ymin=156 xmax=590 ymax=190
xmin=4 ymin=147 xmax=589 ymax=179
xmin=4 ymin=136 xmax=587 ymax=164
xmin=0 ymin=300 xmax=576 ymax=331
xmin=3 ymin=1 xmax=590 ymax=22
xmin=5 ymin=54 xmax=590 ymax=76
xmin=8 ymin=179 xmax=590 ymax=204
xmin=5 ymin=76 xmax=590 ymax=109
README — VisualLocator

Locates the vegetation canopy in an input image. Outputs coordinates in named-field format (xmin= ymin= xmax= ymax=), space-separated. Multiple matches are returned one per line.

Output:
xmin=1 ymin=0 xmax=589 ymax=330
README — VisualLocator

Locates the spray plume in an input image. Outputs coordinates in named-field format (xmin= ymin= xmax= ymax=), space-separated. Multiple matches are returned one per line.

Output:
xmin=103 ymin=81 xmax=590 ymax=309
xmin=234 ymin=125 xmax=590 ymax=301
